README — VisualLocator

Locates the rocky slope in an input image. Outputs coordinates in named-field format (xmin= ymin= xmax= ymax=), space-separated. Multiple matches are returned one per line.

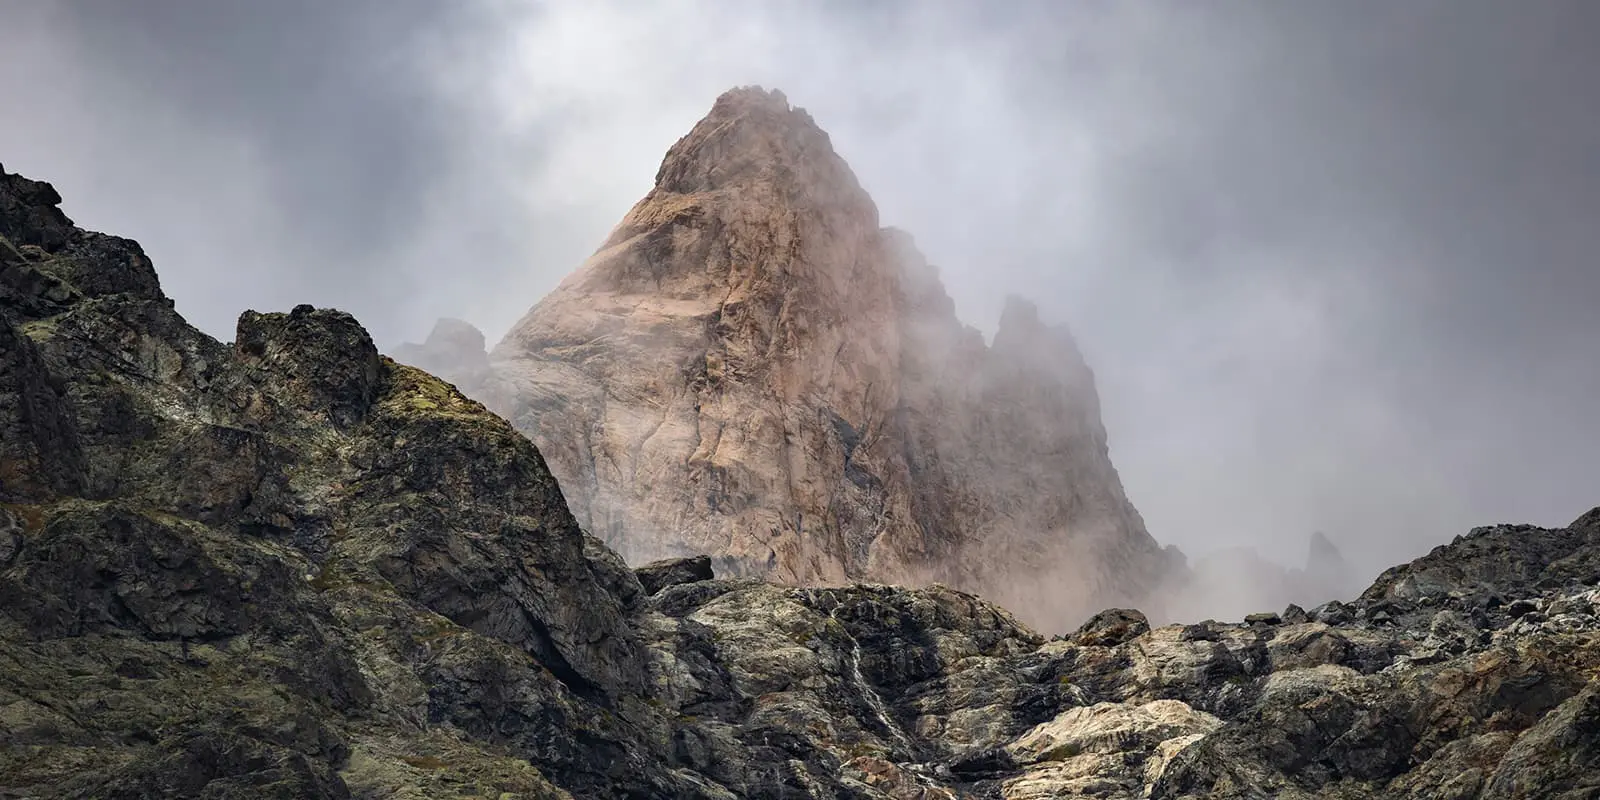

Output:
xmin=415 ymin=87 xmax=1178 ymax=629
xmin=6 ymin=164 xmax=1600 ymax=799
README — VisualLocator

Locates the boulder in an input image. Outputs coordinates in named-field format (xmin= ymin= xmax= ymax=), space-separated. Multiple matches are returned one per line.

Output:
xmin=635 ymin=554 xmax=716 ymax=595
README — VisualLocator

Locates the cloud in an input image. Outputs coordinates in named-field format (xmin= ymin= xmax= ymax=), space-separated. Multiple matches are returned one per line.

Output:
xmin=3 ymin=0 xmax=1598 ymax=594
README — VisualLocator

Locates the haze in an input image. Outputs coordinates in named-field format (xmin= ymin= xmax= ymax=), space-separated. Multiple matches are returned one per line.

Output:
xmin=3 ymin=1 xmax=1597 ymax=597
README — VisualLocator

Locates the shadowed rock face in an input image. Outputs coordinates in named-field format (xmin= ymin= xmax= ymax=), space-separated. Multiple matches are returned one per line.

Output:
xmin=456 ymin=86 xmax=1172 ymax=630
xmin=6 ymin=159 xmax=1600 ymax=798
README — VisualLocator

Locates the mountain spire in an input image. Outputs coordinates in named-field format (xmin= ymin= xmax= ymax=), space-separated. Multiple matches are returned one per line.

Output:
xmin=426 ymin=87 xmax=1173 ymax=628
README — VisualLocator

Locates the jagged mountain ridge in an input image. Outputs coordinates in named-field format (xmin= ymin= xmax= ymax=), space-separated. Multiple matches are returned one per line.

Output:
xmin=5 ymin=162 xmax=1600 ymax=797
xmin=420 ymin=86 xmax=1177 ymax=628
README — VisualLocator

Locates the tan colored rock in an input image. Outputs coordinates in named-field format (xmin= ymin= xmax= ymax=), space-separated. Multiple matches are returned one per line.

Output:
xmin=478 ymin=86 xmax=1175 ymax=629
xmin=841 ymin=756 xmax=956 ymax=800
xmin=1002 ymin=699 xmax=1221 ymax=799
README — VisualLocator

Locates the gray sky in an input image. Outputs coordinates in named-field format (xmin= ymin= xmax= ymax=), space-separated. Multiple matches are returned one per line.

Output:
xmin=3 ymin=1 xmax=1597 ymax=577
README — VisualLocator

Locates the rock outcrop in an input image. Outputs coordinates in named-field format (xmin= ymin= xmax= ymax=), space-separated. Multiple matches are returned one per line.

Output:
xmin=7 ymin=160 xmax=1600 ymax=798
xmin=457 ymin=86 xmax=1173 ymax=629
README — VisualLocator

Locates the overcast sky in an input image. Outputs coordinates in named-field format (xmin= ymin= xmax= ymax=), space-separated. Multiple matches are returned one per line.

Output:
xmin=3 ymin=1 xmax=1597 ymax=576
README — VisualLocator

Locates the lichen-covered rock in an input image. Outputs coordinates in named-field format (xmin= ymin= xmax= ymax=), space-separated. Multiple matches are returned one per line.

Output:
xmin=0 ymin=163 xmax=667 ymax=797
xmin=6 ymin=141 xmax=1600 ymax=798
xmin=233 ymin=304 xmax=382 ymax=431
xmin=1073 ymin=608 xmax=1151 ymax=648
xmin=1002 ymin=699 xmax=1220 ymax=799
xmin=1363 ymin=520 xmax=1600 ymax=607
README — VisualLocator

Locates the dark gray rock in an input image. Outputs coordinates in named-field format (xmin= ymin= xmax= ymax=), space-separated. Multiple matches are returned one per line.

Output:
xmin=0 ymin=311 xmax=87 ymax=501
xmin=233 ymin=305 xmax=382 ymax=431
xmin=1073 ymin=607 xmax=1151 ymax=647
xmin=1313 ymin=599 xmax=1356 ymax=625
xmin=635 ymin=554 xmax=716 ymax=595
xmin=1364 ymin=521 xmax=1600 ymax=605
xmin=1481 ymin=681 xmax=1600 ymax=797
xmin=651 ymin=577 xmax=747 ymax=617
xmin=81 ymin=731 xmax=353 ymax=800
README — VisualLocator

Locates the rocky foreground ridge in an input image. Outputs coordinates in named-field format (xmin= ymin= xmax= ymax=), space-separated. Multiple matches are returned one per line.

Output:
xmin=5 ymin=164 xmax=1600 ymax=800
xmin=399 ymin=87 xmax=1178 ymax=629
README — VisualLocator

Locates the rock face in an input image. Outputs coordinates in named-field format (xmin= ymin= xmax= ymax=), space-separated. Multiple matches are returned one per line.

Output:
xmin=7 ymin=161 xmax=1600 ymax=798
xmin=468 ymin=86 xmax=1173 ymax=629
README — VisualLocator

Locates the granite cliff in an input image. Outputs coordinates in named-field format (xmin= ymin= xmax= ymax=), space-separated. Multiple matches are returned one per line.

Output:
xmin=410 ymin=87 xmax=1177 ymax=629
xmin=6 ymin=158 xmax=1600 ymax=798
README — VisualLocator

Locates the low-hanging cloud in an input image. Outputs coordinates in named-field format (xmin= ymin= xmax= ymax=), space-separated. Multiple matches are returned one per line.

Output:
xmin=3 ymin=0 xmax=1598 ymax=596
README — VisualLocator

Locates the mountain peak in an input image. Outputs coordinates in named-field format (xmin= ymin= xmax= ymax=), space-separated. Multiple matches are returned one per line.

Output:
xmin=482 ymin=88 xmax=1171 ymax=628
xmin=709 ymin=84 xmax=794 ymax=116
xmin=1 ymin=164 xmax=73 ymax=251
xmin=652 ymin=86 xmax=871 ymax=219
xmin=997 ymin=294 xmax=1044 ymax=335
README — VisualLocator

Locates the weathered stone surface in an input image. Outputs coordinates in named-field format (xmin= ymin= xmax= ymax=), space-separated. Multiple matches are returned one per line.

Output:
xmin=637 ymin=554 xmax=716 ymax=595
xmin=1363 ymin=520 xmax=1600 ymax=606
xmin=0 ymin=311 xmax=86 ymax=501
xmin=1002 ymin=699 xmax=1221 ymax=799
xmin=233 ymin=304 xmax=382 ymax=431
xmin=5 ymin=141 xmax=1600 ymax=798
xmin=1073 ymin=608 xmax=1151 ymax=648
xmin=0 ymin=163 xmax=661 ymax=797
xmin=463 ymin=86 xmax=1172 ymax=631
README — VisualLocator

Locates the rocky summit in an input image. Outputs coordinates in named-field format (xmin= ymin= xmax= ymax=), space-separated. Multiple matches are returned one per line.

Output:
xmin=407 ymin=86 xmax=1178 ymax=630
xmin=6 ymin=156 xmax=1600 ymax=799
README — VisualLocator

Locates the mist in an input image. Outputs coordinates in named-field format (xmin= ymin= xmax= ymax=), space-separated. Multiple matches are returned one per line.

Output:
xmin=3 ymin=1 xmax=1599 ymax=620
